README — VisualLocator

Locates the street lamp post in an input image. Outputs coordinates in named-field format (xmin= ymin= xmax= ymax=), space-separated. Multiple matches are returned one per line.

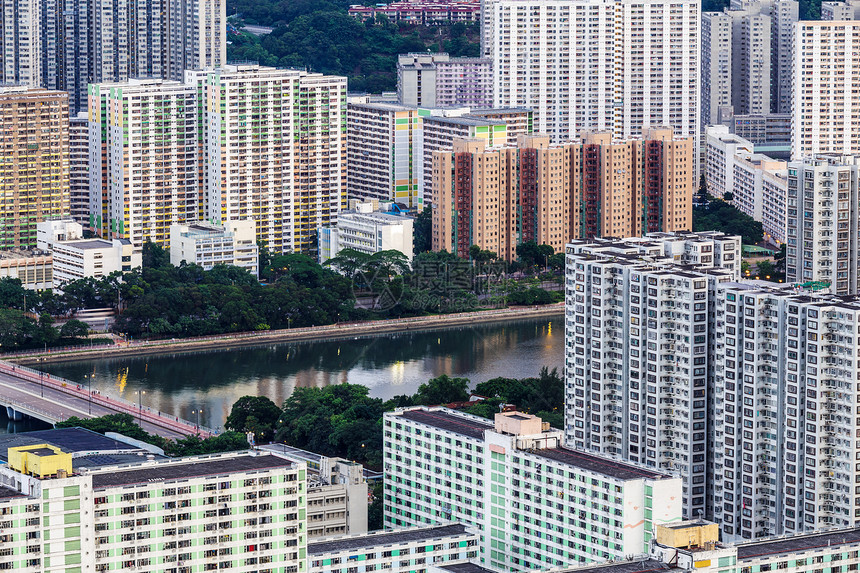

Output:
xmin=192 ymin=409 xmax=202 ymax=434
xmin=137 ymin=390 xmax=145 ymax=425
xmin=84 ymin=374 xmax=92 ymax=415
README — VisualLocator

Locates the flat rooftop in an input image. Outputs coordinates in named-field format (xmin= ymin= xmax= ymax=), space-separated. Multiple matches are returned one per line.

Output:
xmin=90 ymin=453 xmax=293 ymax=488
xmin=556 ymin=559 xmax=674 ymax=573
xmin=398 ymin=409 xmax=492 ymax=440
xmin=0 ymin=485 xmax=26 ymax=500
xmin=309 ymin=524 xmax=470 ymax=555
xmin=530 ymin=448 xmax=670 ymax=481
xmin=439 ymin=563 xmax=497 ymax=573
xmin=61 ymin=239 xmax=113 ymax=250
xmin=0 ymin=428 xmax=150 ymax=460
xmin=736 ymin=527 xmax=860 ymax=560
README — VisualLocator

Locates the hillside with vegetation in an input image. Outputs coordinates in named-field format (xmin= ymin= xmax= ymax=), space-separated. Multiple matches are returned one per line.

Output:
xmin=226 ymin=0 xmax=481 ymax=93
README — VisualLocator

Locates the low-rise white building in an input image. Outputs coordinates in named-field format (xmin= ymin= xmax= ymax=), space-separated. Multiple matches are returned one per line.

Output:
xmin=169 ymin=220 xmax=259 ymax=278
xmin=36 ymin=219 xmax=142 ymax=288
xmin=0 ymin=250 xmax=53 ymax=290
xmin=310 ymin=524 xmax=479 ymax=573
xmin=704 ymin=126 xmax=789 ymax=244
xmin=319 ymin=201 xmax=414 ymax=264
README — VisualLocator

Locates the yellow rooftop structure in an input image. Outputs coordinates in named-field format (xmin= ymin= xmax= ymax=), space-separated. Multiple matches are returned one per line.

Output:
xmin=8 ymin=444 xmax=72 ymax=478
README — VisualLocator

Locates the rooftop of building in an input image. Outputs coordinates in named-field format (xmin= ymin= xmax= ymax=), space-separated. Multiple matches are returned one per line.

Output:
xmin=0 ymin=485 xmax=25 ymax=500
xmin=339 ymin=210 xmax=412 ymax=223
xmin=397 ymin=408 xmax=493 ymax=440
xmin=530 ymin=447 xmax=670 ymax=481
xmin=57 ymin=239 xmax=114 ymax=250
xmin=89 ymin=452 xmax=294 ymax=488
xmin=309 ymin=524 xmax=470 ymax=555
xmin=0 ymin=428 xmax=166 ymax=470
xmin=423 ymin=115 xmax=501 ymax=127
xmin=736 ymin=527 xmax=860 ymax=560
xmin=550 ymin=559 xmax=673 ymax=573
xmin=468 ymin=107 xmax=533 ymax=116
xmin=349 ymin=101 xmax=417 ymax=112
xmin=0 ymin=249 xmax=51 ymax=260
xmin=438 ymin=562 xmax=497 ymax=573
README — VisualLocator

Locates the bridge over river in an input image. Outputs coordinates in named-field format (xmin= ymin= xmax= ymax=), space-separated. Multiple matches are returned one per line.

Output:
xmin=0 ymin=360 xmax=210 ymax=439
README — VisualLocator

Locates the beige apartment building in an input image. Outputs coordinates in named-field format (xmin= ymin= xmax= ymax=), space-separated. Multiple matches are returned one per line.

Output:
xmin=432 ymin=129 xmax=694 ymax=260
xmin=0 ymin=87 xmax=70 ymax=250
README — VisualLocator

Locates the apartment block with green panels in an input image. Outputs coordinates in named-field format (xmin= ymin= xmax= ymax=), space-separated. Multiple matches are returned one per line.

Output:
xmin=309 ymin=523 xmax=479 ymax=573
xmin=384 ymin=407 xmax=683 ymax=573
xmin=0 ymin=451 xmax=309 ymax=573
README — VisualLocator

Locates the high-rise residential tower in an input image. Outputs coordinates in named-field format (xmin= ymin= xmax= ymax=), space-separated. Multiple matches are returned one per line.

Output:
xmin=433 ymin=128 xmax=695 ymax=259
xmin=701 ymin=0 xmax=798 ymax=125
xmin=792 ymin=21 xmax=860 ymax=159
xmin=786 ymin=155 xmax=860 ymax=293
xmin=712 ymin=284 xmax=860 ymax=540
xmin=0 ymin=87 xmax=69 ymax=250
xmin=0 ymin=0 xmax=42 ymax=87
xmin=564 ymin=238 xmax=739 ymax=520
xmin=202 ymin=65 xmax=347 ymax=254
xmin=487 ymin=0 xmax=699 ymax=145
xmin=88 ymin=79 xmax=199 ymax=246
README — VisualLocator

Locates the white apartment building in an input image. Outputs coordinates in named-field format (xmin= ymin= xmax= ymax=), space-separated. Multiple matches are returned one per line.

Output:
xmin=69 ymin=113 xmax=89 ymax=224
xmin=397 ymin=53 xmax=493 ymax=108
xmin=702 ymin=12 xmax=734 ymax=126
xmin=732 ymin=153 xmax=788 ymax=244
xmin=169 ymin=220 xmax=259 ymax=277
xmin=37 ymin=219 xmax=141 ymax=287
xmin=701 ymin=0 xmax=797 ymax=124
xmin=258 ymin=443 xmax=369 ymax=540
xmin=88 ymin=79 xmax=200 ymax=247
xmin=822 ymin=0 xmax=860 ymax=19
xmin=384 ymin=407 xmax=683 ymax=572
xmin=704 ymin=126 xmax=755 ymax=198
xmin=310 ymin=524 xmax=479 ymax=573
xmin=712 ymin=283 xmax=860 ymax=540
xmin=319 ymin=201 xmax=414 ymax=264
xmin=165 ymin=0 xmax=227 ymax=81
xmin=0 ymin=445 xmax=307 ymax=573
xmin=347 ymin=101 xmax=423 ymax=207
xmin=792 ymin=21 xmax=860 ymax=159
xmin=200 ymin=65 xmax=347 ymax=254
xmin=565 ymin=244 xmax=735 ymax=521
xmin=567 ymin=232 xmax=743 ymax=279
xmin=703 ymin=124 xmax=791 ymax=244
xmin=786 ymin=155 xmax=860 ymax=293
xmin=0 ymin=0 xmax=41 ymax=87
xmin=487 ymin=0 xmax=698 ymax=147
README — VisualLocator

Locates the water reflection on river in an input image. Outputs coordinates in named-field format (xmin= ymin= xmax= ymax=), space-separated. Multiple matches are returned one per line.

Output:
xmin=40 ymin=316 xmax=564 ymax=430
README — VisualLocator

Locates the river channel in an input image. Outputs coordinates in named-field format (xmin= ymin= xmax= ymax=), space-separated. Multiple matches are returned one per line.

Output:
xmin=34 ymin=315 xmax=564 ymax=431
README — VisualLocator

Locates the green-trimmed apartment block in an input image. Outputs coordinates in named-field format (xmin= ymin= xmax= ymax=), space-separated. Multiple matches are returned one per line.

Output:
xmin=309 ymin=523 xmax=479 ymax=573
xmin=0 ymin=449 xmax=308 ymax=573
xmin=383 ymin=408 xmax=683 ymax=572
xmin=555 ymin=521 xmax=860 ymax=573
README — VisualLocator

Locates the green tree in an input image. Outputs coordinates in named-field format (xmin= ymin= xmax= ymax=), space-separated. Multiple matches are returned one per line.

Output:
xmin=60 ymin=319 xmax=90 ymax=339
xmin=413 ymin=206 xmax=432 ymax=254
xmin=368 ymin=482 xmax=384 ymax=531
xmin=225 ymin=396 xmax=282 ymax=442
xmin=411 ymin=374 xmax=470 ymax=405
xmin=693 ymin=199 xmax=763 ymax=244
xmin=756 ymin=260 xmax=776 ymax=279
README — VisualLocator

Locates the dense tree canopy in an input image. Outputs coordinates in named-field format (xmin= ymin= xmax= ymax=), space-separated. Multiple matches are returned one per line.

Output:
xmin=226 ymin=1 xmax=480 ymax=93
xmin=693 ymin=199 xmax=764 ymax=245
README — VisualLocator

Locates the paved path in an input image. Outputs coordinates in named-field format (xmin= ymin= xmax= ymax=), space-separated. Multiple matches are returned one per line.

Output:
xmin=0 ymin=361 xmax=209 ymax=439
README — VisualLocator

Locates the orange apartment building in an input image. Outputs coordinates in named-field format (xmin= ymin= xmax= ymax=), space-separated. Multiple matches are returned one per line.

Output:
xmin=432 ymin=128 xmax=694 ymax=260
xmin=0 ymin=87 xmax=70 ymax=249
